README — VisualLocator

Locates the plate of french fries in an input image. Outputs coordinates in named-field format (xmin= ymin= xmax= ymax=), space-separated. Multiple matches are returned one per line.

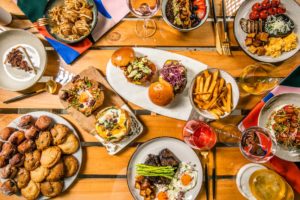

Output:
xmin=189 ymin=69 xmax=239 ymax=119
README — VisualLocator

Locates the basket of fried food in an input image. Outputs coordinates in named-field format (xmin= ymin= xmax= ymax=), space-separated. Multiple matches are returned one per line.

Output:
xmin=189 ymin=69 xmax=240 ymax=120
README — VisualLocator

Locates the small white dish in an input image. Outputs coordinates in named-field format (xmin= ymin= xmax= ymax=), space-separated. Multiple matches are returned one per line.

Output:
xmin=236 ymin=163 xmax=267 ymax=200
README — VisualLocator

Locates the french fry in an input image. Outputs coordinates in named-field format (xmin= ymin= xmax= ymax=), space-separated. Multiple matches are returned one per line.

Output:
xmin=195 ymin=77 xmax=201 ymax=92
xmin=203 ymin=74 xmax=211 ymax=92
xmin=208 ymin=70 xmax=219 ymax=93
xmin=203 ymin=70 xmax=210 ymax=78
xmin=226 ymin=83 xmax=232 ymax=113
xmin=209 ymin=109 xmax=220 ymax=119
xmin=219 ymin=78 xmax=225 ymax=93
xmin=199 ymin=76 xmax=204 ymax=93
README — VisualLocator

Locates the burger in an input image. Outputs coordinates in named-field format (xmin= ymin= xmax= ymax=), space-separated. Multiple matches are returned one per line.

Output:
xmin=148 ymin=79 xmax=174 ymax=106
xmin=111 ymin=47 xmax=157 ymax=85
xmin=95 ymin=106 xmax=131 ymax=143
xmin=160 ymin=60 xmax=187 ymax=95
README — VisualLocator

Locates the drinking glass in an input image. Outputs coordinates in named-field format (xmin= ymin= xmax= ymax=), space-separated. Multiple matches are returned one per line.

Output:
xmin=239 ymin=127 xmax=276 ymax=163
xmin=239 ymin=63 xmax=280 ymax=95
xmin=127 ymin=0 xmax=160 ymax=38
xmin=182 ymin=120 xmax=217 ymax=150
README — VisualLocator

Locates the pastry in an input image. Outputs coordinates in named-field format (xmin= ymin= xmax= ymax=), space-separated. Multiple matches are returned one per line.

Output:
xmin=30 ymin=165 xmax=49 ymax=183
xmin=58 ymin=133 xmax=79 ymax=154
xmin=41 ymin=181 xmax=64 ymax=198
xmin=24 ymin=150 xmax=41 ymax=171
xmin=0 ymin=142 xmax=16 ymax=159
xmin=18 ymin=115 xmax=34 ymax=129
xmin=0 ymin=179 xmax=18 ymax=195
xmin=0 ymin=155 xmax=7 ymax=168
xmin=0 ymin=164 xmax=18 ymax=179
xmin=35 ymin=131 xmax=52 ymax=150
xmin=95 ymin=107 xmax=131 ymax=143
xmin=59 ymin=76 xmax=104 ymax=116
xmin=8 ymin=131 xmax=25 ymax=145
xmin=63 ymin=155 xmax=79 ymax=177
xmin=21 ymin=180 xmax=40 ymax=200
xmin=50 ymin=124 xmax=69 ymax=145
xmin=24 ymin=126 xmax=39 ymax=140
xmin=15 ymin=168 xmax=30 ymax=189
xmin=0 ymin=127 xmax=16 ymax=140
xmin=9 ymin=153 xmax=24 ymax=167
xmin=18 ymin=139 xmax=36 ymax=154
xmin=46 ymin=160 xmax=64 ymax=181
xmin=35 ymin=115 xmax=52 ymax=130
xmin=41 ymin=146 xmax=61 ymax=168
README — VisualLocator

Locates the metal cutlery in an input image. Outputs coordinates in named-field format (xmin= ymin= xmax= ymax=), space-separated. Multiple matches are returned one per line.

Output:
xmin=200 ymin=151 xmax=209 ymax=200
xmin=23 ymin=18 xmax=49 ymax=30
xmin=211 ymin=0 xmax=223 ymax=55
xmin=221 ymin=0 xmax=232 ymax=56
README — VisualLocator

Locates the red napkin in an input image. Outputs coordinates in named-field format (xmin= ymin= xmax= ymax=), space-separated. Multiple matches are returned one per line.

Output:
xmin=269 ymin=157 xmax=300 ymax=193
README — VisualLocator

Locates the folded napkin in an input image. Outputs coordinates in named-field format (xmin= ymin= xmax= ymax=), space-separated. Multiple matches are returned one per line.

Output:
xmin=238 ymin=65 xmax=300 ymax=193
xmin=16 ymin=0 xmax=129 ymax=64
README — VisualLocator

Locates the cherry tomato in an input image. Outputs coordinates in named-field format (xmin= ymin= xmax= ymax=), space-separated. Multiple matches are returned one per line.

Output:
xmin=249 ymin=10 xmax=260 ymax=20
xmin=259 ymin=10 xmax=269 ymax=20
xmin=252 ymin=3 xmax=262 ymax=11
xmin=277 ymin=6 xmax=286 ymax=14
xmin=267 ymin=7 xmax=276 ymax=15
xmin=271 ymin=0 xmax=280 ymax=7
xmin=261 ymin=2 xmax=271 ymax=9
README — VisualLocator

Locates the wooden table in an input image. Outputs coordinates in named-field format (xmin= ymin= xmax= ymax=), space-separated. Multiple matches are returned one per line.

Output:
xmin=0 ymin=0 xmax=299 ymax=199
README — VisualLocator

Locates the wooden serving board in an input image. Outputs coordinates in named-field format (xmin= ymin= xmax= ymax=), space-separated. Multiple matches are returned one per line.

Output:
xmin=59 ymin=66 xmax=126 ymax=133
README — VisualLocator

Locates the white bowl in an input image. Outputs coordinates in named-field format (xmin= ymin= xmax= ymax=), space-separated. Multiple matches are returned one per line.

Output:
xmin=189 ymin=68 xmax=240 ymax=120
xmin=161 ymin=0 xmax=210 ymax=32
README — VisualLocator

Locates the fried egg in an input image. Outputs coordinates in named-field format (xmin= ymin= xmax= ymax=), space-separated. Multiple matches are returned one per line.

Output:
xmin=155 ymin=162 xmax=198 ymax=200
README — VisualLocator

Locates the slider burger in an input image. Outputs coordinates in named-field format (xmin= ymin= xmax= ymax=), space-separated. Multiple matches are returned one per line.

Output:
xmin=111 ymin=47 xmax=157 ymax=85
xmin=148 ymin=60 xmax=187 ymax=106
xmin=95 ymin=106 xmax=131 ymax=143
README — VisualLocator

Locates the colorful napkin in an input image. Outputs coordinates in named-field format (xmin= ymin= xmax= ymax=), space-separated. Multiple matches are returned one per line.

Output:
xmin=15 ymin=0 xmax=129 ymax=64
xmin=238 ymin=65 xmax=300 ymax=193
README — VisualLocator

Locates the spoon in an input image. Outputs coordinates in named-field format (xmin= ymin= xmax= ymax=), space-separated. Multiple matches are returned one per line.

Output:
xmin=3 ymin=80 xmax=58 ymax=104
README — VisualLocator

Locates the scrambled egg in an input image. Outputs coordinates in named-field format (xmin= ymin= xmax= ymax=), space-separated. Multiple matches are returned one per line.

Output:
xmin=265 ymin=32 xmax=298 ymax=58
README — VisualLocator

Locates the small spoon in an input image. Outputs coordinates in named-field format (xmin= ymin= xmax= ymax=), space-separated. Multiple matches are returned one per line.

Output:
xmin=3 ymin=80 xmax=58 ymax=104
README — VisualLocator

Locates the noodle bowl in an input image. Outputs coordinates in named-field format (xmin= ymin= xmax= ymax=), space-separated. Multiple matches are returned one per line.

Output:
xmin=48 ymin=0 xmax=94 ymax=42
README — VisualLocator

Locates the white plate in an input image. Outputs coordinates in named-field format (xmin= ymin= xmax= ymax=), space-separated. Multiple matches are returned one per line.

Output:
xmin=234 ymin=0 xmax=300 ymax=63
xmin=236 ymin=163 xmax=267 ymax=200
xmin=106 ymin=48 xmax=208 ymax=121
xmin=127 ymin=137 xmax=203 ymax=200
xmin=2 ymin=111 xmax=82 ymax=200
xmin=0 ymin=30 xmax=47 ymax=91
xmin=258 ymin=93 xmax=300 ymax=162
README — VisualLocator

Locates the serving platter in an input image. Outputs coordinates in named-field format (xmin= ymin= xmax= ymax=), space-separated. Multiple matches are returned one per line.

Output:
xmin=1 ymin=111 xmax=82 ymax=200
xmin=258 ymin=93 xmax=300 ymax=162
xmin=234 ymin=0 xmax=300 ymax=63
xmin=106 ymin=48 xmax=208 ymax=121
xmin=127 ymin=137 xmax=203 ymax=200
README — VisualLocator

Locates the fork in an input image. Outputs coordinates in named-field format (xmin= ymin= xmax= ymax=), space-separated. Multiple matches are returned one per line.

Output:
xmin=24 ymin=18 xmax=49 ymax=30
xmin=200 ymin=151 xmax=209 ymax=200
xmin=221 ymin=0 xmax=232 ymax=56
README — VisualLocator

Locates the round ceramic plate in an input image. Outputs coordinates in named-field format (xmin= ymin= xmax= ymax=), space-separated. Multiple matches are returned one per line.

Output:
xmin=4 ymin=111 xmax=82 ymax=200
xmin=234 ymin=0 xmax=300 ymax=63
xmin=127 ymin=137 xmax=202 ymax=200
xmin=189 ymin=68 xmax=240 ymax=120
xmin=44 ymin=0 xmax=98 ymax=44
xmin=258 ymin=93 xmax=300 ymax=162
xmin=0 ymin=30 xmax=47 ymax=91
xmin=236 ymin=163 xmax=266 ymax=200
xmin=161 ymin=0 xmax=210 ymax=32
